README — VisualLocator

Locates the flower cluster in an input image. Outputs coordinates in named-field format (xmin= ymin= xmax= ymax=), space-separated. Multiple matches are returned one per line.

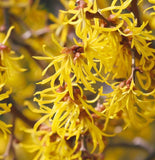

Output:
xmin=0 ymin=0 xmax=155 ymax=159
xmin=0 ymin=27 xmax=15 ymax=137
xmin=26 ymin=0 xmax=155 ymax=159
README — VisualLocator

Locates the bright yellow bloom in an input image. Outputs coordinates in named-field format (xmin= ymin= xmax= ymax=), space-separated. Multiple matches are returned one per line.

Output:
xmin=35 ymin=36 xmax=106 ymax=99
xmin=76 ymin=26 xmax=132 ymax=79
xmin=0 ymin=74 xmax=12 ymax=138
xmin=98 ymin=0 xmax=155 ymax=74
xmin=118 ymin=13 xmax=155 ymax=71
xmin=31 ymin=83 xmax=106 ymax=153
xmin=61 ymin=0 xmax=98 ymax=37
xmin=22 ymin=127 xmax=82 ymax=160
xmin=100 ymin=0 xmax=132 ymax=18
xmin=103 ymin=80 xmax=155 ymax=130
xmin=0 ymin=27 xmax=15 ymax=138
xmin=0 ymin=26 xmax=27 ymax=137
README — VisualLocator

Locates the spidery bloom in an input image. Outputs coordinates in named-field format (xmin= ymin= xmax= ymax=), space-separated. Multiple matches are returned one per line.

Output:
xmin=0 ymin=77 xmax=12 ymax=138
xmin=76 ymin=25 xmax=132 ymax=79
xmin=103 ymin=79 xmax=155 ymax=130
xmin=31 ymin=83 xmax=107 ymax=153
xmin=61 ymin=0 xmax=99 ymax=37
xmin=22 ymin=125 xmax=82 ymax=160
xmin=0 ymin=27 xmax=15 ymax=137
xmin=117 ymin=13 xmax=155 ymax=71
xmin=0 ymin=26 xmax=25 ymax=138
xmin=35 ymin=35 xmax=106 ymax=99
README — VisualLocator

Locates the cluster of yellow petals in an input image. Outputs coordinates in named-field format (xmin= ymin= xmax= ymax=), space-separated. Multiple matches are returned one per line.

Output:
xmin=35 ymin=36 xmax=106 ymax=99
xmin=0 ymin=81 xmax=12 ymax=138
xmin=0 ymin=26 xmax=26 ymax=138
xmin=29 ymin=0 xmax=155 ymax=159
xmin=0 ymin=27 xmax=14 ymax=137
xmin=103 ymin=80 xmax=155 ymax=130
xmin=22 ymin=126 xmax=82 ymax=160
xmin=28 ymin=84 xmax=106 ymax=154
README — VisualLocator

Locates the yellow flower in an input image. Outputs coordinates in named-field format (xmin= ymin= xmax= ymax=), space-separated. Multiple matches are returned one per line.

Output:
xmin=0 ymin=26 xmax=27 ymax=137
xmin=35 ymin=35 xmax=106 ymax=99
xmin=61 ymin=0 xmax=98 ymax=37
xmin=118 ymin=13 xmax=155 ymax=71
xmin=75 ymin=24 xmax=132 ymax=80
xmin=103 ymin=80 xmax=155 ymax=130
xmin=0 ymin=74 xmax=12 ymax=138
xmin=75 ymin=112 xmax=106 ymax=153
xmin=100 ymin=0 xmax=132 ymax=18
xmin=23 ymin=2 xmax=48 ymax=31
xmin=0 ymin=26 xmax=25 ymax=72
xmin=30 ymin=83 xmax=107 ymax=153
xmin=33 ymin=84 xmax=101 ymax=129
xmin=22 ymin=126 xmax=82 ymax=160
xmin=0 ymin=27 xmax=17 ymax=138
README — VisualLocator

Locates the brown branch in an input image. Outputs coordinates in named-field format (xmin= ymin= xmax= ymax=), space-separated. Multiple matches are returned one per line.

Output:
xmin=11 ymin=106 xmax=35 ymax=128
xmin=131 ymin=48 xmax=136 ymax=82
xmin=9 ymin=13 xmax=31 ymax=31
xmin=3 ymin=8 xmax=10 ymax=32
xmin=86 ymin=11 xmax=112 ymax=27
xmin=125 ymin=49 xmax=136 ymax=85
xmin=10 ymin=13 xmax=50 ymax=39
xmin=131 ymin=0 xmax=141 ymax=27
xmin=80 ymin=135 xmax=94 ymax=159
xmin=22 ymin=26 xmax=50 ymax=39
xmin=10 ymin=31 xmax=46 ymax=70
xmin=9 ymin=96 xmax=36 ymax=128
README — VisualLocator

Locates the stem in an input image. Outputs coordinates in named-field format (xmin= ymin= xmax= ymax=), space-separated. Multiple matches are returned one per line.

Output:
xmin=126 ymin=49 xmax=136 ymax=85
xmin=3 ymin=8 xmax=10 ymax=31
xmin=80 ymin=135 xmax=86 ymax=152
xmin=10 ymin=13 xmax=31 ymax=31
xmin=131 ymin=0 xmax=141 ymax=27
xmin=131 ymin=49 xmax=136 ymax=82
xmin=80 ymin=135 xmax=94 ymax=159
xmin=22 ymin=27 xmax=50 ymax=39
xmin=9 ymin=96 xmax=36 ymax=128
xmin=11 ymin=105 xmax=35 ymax=128
xmin=10 ymin=31 xmax=46 ymax=70
xmin=86 ymin=11 xmax=112 ymax=27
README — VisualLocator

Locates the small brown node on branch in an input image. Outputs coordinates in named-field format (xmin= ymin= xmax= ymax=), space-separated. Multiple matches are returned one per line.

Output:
xmin=62 ymin=45 xmax=84 ymax=63
xmin=119 ymin=80 xmax=126 ymax=88
xmin=57 ymin=84 xmax=86 ymax=104
xmin=0 ymin=43 xmax=10 ymax=51
xmin=108 ymin=14 xmax=116 ymax=22
xmin=75 ymin=0 xmax=87 ymax=10
xmin=71 ymin=45 xmax=84 ymax=63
